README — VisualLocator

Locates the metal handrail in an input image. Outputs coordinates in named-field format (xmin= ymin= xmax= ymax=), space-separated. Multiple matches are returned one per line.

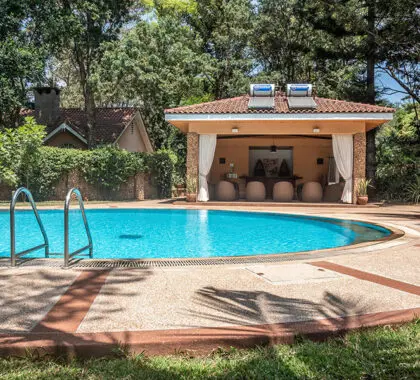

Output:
xmin=10 ymin=187 xmax=49 ymax=266
xmin=64 ymin=188 xmax=93 ymax=267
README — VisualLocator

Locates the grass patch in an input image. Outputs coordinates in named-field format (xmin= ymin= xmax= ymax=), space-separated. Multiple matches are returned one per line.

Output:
xmin=0 ymin=322 xmax=418 ymax=379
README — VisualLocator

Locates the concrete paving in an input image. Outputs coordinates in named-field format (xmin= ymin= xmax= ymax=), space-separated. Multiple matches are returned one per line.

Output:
xmin=0 ymin=203 xmax=418 ymax=336
xmin=77 ymin=263 xmax=419 ymax=333
xmin=0 ymin=268 xmax=77 ymax=333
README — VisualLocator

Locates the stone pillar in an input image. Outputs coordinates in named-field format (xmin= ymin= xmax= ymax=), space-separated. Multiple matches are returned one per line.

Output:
xmin=134 ymin=173 xmax=145 ymax=200
xmin=186 ymin=132 xmax=199 ymax=193
xmin=353 ymin=132 xmax=366 ymax=204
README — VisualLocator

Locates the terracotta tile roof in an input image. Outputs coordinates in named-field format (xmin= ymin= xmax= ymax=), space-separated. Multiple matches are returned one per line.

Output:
xmin=21 ymin=108 xmax=137 ymax=144
xmin=165 ymin=92 xmax=395 ymax=115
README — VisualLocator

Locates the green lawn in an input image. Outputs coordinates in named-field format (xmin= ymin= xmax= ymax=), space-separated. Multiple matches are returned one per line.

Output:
xmin=0 ymin=322 xmax=418 ymax=379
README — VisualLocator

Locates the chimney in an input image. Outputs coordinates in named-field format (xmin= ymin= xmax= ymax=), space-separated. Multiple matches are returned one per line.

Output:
xmin=33 ymin=87 xmax=60 ymax=125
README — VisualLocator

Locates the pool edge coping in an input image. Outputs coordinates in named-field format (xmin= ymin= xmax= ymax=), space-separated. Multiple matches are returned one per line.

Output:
xmin=0 ymin=208 xmax=406 ymax=268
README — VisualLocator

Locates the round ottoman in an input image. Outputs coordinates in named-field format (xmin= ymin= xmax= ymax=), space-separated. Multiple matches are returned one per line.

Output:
xmin=216 ymin=181 xmax=236 ymax=201
xmin=246 ymin=181 xmax=266 ymax=202
xmin=273 ymin=181 xmax=294 ymax=202
xmin=302 ymin=182 xmax=323 ymax=202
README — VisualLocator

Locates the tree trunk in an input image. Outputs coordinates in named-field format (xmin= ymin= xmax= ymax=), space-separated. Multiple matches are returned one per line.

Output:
xmin=78 ymin=56 xmax=96 ymax=149
xmin=366 ymin=2 xmax=376 ymax=105
xmin=365 ymin=0 xmax=377 ymax=198
xmin=85 ymin=83 xmax=96 ymax=149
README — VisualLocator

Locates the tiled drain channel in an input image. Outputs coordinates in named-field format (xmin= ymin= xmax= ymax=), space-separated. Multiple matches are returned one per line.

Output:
xmin=73 ymin=255 xmax=308 ymax=268
xmin=1 ymin=254 xmax=327 ymax=268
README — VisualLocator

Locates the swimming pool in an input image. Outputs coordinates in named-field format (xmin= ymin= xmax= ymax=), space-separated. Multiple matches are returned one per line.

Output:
xmin=0 ymin=209 xmax=391 ymax=260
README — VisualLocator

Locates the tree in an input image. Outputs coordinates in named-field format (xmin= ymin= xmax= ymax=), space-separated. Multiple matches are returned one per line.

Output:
xmin=182 ymin=0 xmax=255 ymax=99
xmin=0 ymin=1 xmax=59 ymax=128
xmin=376 ymin=0 xmax=420 ymax=106
xmin=376 ymin=104 xmax=420 ymax=201
xmin=297 ymin=0 xmax=412 ymax=193
xmin=48 ymin=54 xmax=85 ymax=108
xmin=252 ymin=0 xmax=315 ymax=85
xmin=55 ymin=0 xmax=142 ymax=147
xmin=251 ymin=0 xmax=367 ymax=100
xmin=96 ymin=14 xmax=207 ymax=147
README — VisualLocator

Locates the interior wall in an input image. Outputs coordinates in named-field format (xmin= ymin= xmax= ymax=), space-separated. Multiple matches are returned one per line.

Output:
xmin=249 ymin=148 xmax=293 ymax=176
xmin=209 ymin=136 xmax=333 ymax=185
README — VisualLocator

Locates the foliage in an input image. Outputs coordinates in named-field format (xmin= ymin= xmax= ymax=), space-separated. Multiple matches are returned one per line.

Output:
xmin=50 ymin=0 xmax=144 ymax=147
xmin=376 ymin=104 xmax=420 ymax=201
xmin=145 ymin=151 xmax=174 ymax=198
xmin=186 ymin=174 xmax=198 ymax=194
xmin=83 ymin=146 xmax=144 ymax=191
xmin=356 ymin=178 xmax=372 ymax=197
xmin=182 ymin=0 xmax=255 ymax=100
xmin=1 ymin=0 xmax=420 ymax=203
xmin=375 ymin=0 xmax=420 ymax=103
xmin=0 ymin=117 xmax=46 ymax=187
xmin=405 ymin=175 xmax=420 ymax=204
xmin=28 ymin=147 xmax=87 ymax=200
xmin=49 ymin=54 xmax=85 ymax=108
xmin=0 ymin=1 xmax=59 ymax=127
xmin=97 ymin=14 xmax=206 ymax=148
xmin=1 ymin=140 xmax=173 ymax=200
xmin=0 ymin=322 xmax=418 ymax=378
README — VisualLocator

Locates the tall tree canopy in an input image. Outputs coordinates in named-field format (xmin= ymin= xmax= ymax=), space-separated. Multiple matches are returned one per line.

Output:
xmin=181 ymin=0 xmax=255 ymax=99
xmin=97 ymin=14 xmax=206 ymax=148
xmin=0 ymin=0 xmax=59 ymax=127
xmin=296 ymin=0 xmax=419 ymax=187
xmin=54 ymin=0 xmax=142 ymax=147
xmin=1 ymin=0 xmax=418 ymax=196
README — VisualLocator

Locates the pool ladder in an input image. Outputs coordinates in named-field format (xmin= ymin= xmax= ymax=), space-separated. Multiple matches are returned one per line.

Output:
xmin=9 ymin=187 xmax=93 ymax=267
xmin=10 ymin=187 xmax=49 ymax=266
xmin=64 ymin=188 xmax=93 ymax=267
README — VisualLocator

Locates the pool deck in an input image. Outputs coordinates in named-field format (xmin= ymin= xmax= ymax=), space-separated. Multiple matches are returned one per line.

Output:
xmin=0 ymin=201 xmax=419 ymax=356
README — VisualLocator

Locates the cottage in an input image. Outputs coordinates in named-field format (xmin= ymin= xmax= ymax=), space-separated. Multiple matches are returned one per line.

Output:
xmin=23 ymin=87 xmax=153 ymax=152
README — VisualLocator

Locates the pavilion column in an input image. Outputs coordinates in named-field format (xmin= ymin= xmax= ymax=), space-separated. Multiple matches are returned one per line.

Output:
xmin=186 ymin=132 xmax=199 ymax=194
xmin=353 ymin=132 xmax=366 ymax=204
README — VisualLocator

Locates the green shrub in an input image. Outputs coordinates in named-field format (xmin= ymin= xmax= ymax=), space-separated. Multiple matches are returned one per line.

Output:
xmin=376 ymin=104 xmax=420 ymax=202
xmin=145 ymin=150 xmax=174 ymax=198
xmin=20 ymin=146 xmax=173 ymax=200
xmin=405 ymin=175 xmax=420 ymax=204
xmin=0 ymin=117 xmax=175 ymax=200
xmin=83 ymin=146 xmax=144 ymax=191
xmin=0 ymin=117 xmax=45 ymax=187
xmin=28 ymin=147 xmax=86 ymax=200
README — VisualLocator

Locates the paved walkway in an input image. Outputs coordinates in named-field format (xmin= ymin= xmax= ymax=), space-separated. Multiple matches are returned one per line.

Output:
xmin=0 ymin=203 xmax=419 ymax=356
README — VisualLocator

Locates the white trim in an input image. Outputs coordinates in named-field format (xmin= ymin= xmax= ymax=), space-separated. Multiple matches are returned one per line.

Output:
xmin=43 ymin=123 xmax=88 ymax=145
xmin=165 ymin=112 xmax=394 ymax=122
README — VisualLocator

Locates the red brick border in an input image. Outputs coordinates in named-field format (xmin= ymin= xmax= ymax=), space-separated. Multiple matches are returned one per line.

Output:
xmin=0 ymin=307 xmax=418 ymax=357
xmin=310 ymin=261 xmax=420 ymax=296
xmin=32 ymin=270 xmax=110 ymax=333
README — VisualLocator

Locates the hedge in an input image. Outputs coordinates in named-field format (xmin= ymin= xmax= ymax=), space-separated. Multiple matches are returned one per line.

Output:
xmin=24 ymin=146 xmax=173 ymax=200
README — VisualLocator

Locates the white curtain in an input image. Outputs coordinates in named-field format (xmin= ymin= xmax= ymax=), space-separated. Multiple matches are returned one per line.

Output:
xmin=332 ymin=134 xmax=353 ymax=203
xmin=198 ymin=134 xmax=217 ymax=202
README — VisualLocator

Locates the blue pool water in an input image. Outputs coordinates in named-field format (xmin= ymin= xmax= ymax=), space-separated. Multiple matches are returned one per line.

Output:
xmin=0 ymin=209 xmax=391 ymax=259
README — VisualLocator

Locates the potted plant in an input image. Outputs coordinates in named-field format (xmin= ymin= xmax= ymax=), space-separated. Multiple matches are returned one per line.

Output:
xmin=186 ymin=175 xmax=197 ymax=202
xmin=356 ymin=178 xmax=372 ymax=205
